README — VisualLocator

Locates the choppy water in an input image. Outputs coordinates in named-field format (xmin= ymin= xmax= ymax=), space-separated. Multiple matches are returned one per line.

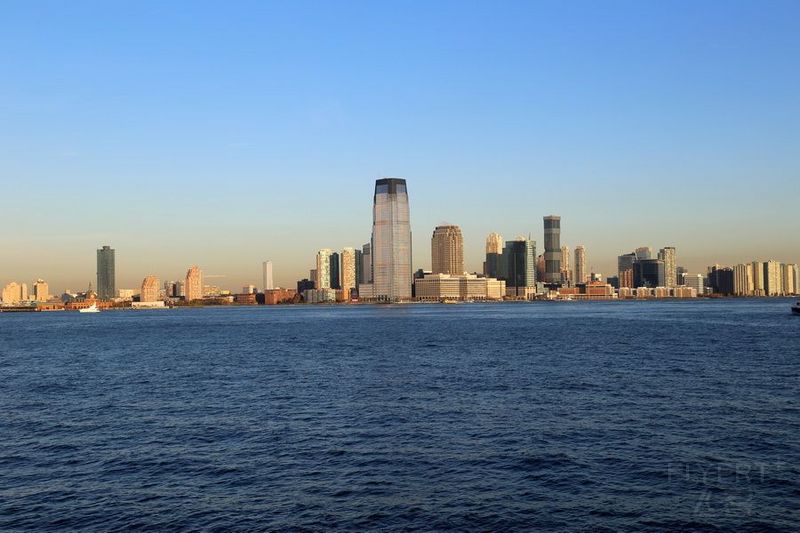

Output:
xmin=1 ymin=300 xmax=799 ymax=530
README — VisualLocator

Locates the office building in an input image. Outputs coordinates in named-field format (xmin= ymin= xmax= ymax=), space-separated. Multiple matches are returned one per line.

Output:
xmin=355 ymin=248 xmax=363 ymax=286
xmin=484 ymin=232 xmax=503 ymax=278
xmin=33 ymin=279 xmax=49 ymax=302
xmin=683 ymin=274 xmax=705 ymax=295
xmin=414 ymin=273 xmax=505 ymax=301
xmin=359 ymin=178 xmax=412 ymax=301
xmin=543 ymin=216 xmax=561 ymax=284
xmin=708 ymin=266 xmax=734 ymax=295
xmin=262 ymin=261 xmax=274 ymax=291
xmin=330 ymin=251 xmax=341 ymax=290
xmin=360 ymin=243 xmax=372 ymax=284
xmin=501 ymin=237 xmax=537 ymax=298
xmin=574 ymin=245 xmax=586 ymax=285
xmin=297 ymin=278 xmax=315 ymax=294
xmin=618 ymin=253 xmax=637 ymax=289
xmin=658 ymin=247 xmax=677 ymax=288
xmin=560 ymin=245 xmax=572 ymax=286
xmin=96 ymin=245 xmax=116 ymax=300
xmin=140 ymin=275 xmax=160 ymax=302
xmin=635 ymin=246 xmax=653 ymax=260
xmin=242 ymin=285 xmax=257 ymax=294
xmin=431 ymin=224 xmax=464 ymax=275
xmin=185 ymin=265 xmax=203 ymax=301
xmin=315 ymin=248 xmax=333 ymax=289
xmin=633 ymin=259 xmax=665 ymax=288
xmin=676 ymin=266 xmax=688 ymax=286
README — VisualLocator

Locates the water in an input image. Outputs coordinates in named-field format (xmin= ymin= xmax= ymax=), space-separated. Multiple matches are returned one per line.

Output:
xmin=1 ymin=300 xmax=798 ymax=530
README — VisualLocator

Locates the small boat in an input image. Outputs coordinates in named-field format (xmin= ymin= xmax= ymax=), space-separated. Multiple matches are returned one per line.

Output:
xmin=79 ymin=303 xmax=100 ymax=313
xmin=793 ymin=302 xmax=800 ymax=316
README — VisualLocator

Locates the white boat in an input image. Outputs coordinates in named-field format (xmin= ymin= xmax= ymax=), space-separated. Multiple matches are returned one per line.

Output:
xmin=79 ymin=303 xmax=100 ymax=313
xmin=792 ymin=302 xmax=800 ymax=316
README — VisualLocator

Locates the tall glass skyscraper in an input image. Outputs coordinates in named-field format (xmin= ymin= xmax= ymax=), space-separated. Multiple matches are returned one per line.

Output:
xmin=96 ymin=245 xmax=115 ymax=300
xmin=369 ymin=178 xmax=411 ymax=301
xmin=543 ymin=215 xmax=562 ymax=284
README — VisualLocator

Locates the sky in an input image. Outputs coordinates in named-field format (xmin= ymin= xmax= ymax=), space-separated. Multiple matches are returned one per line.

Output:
xmin=1 ymin=0 xmax=799 ymax=292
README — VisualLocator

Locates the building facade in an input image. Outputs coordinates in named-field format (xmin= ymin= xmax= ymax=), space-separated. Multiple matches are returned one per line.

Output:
xmin=315 ymin=248 xmax=333 ymax=289
xmin=262 ymin=261 xmax=274 ymax=291
xmin=431 ymin=225 xmax=464 ymax=275
xmin=574 ymin=245 xmax=586 ymax=285
xmin=185 ymin=265 xmax=203 ymax=301
xmin=560 ymin=245 xmax=572 ymax=286
xmin=658 ymin=247 xmax=677 ymax=288
xmin=618 ymin=253 xmax=637 ymax=289
xmin=484 ymin=232 xmax=503 ymax=279
xmin=543 ymin=216 xmax=561 ymax=284
xmin=633 ymin=259 xmax=665 ymax=288
xmin=340 ymin=247 xmax=357 ymax=297
xmin=33 ymin=279 xmax=49 ymax=302
xmin=141 ymin=275 xmax=160 ymax=302
xmin=501 ymin=237 xmax=537 ymax=297
xmin=414 ymin=273 xmax=505 ymax=301
xmin=360 ymin=178 xmax=412 ymax=301
xmin=96 ymin=245 xmax=116 ymax=300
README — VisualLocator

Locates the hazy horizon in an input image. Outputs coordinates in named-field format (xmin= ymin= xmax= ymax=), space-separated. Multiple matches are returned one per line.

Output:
xmin=2 ymin=1 xmax=798 ymax=293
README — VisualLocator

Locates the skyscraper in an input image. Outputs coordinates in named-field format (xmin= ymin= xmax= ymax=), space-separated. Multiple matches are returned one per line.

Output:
xmin=96 ymin=245 xmax=116 ymax=300
xmin=361 ymin=178 xmax=412 ymax=301
xmin=262 ymin=261 xmax=274 ymax=291
xmin=500 ymin=237 xmax=536 ymax=297
xmin=635 ymin=246 xmax=653 ymax=260
xmin=330 ymin=251 xmax=341 ymax=290
xmin=315 ymin=249 xmax=332 ymax=289
xmin=733 ymin=263 xmax=754 ymax=296
xmin=634 ymin=259 xmax=665 ymax=288
xmin=658 ymin=247 xmax=677 ymax=288
xmin=361 ymin=243 xmax=372 ymax=284
xmin=560 ymin=245 xmax=572 ymax=286
xmin=341 ymin=247 xmax=357 ymax=296
xmin=33 ymin=279 xmax=49 ymax=302
xmin=618 ymin=252 xmax=637 ymax=289
xmin=141 ymin=275 xmax=160 ymax=302
xmin=764 ymin=260 xmax=783 ymax=296
xmin=543 ymin=216 xmax=561 ymax=284
xmin=431 ymin=224 xmax=464 ymax=275
xmin=752 ymin=261 xmax=765 ymax=296
xmin=185 ymin=265 xmax=203 ymax=301
xmin=574 ymin=245 xmax=587 ymax=285
xmin=484 ymin=232 xmax=503 ymax=278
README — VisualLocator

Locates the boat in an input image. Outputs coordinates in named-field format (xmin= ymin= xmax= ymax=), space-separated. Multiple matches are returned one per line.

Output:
xmin=79 ymin=303 xmax=100 ymax=313
xmin=793 ymin=302 xmax=800 ymax=315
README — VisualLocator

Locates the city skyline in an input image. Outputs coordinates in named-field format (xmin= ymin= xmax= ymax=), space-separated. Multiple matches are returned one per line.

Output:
xmin=2 ymin=2 xmax=799 ymax=291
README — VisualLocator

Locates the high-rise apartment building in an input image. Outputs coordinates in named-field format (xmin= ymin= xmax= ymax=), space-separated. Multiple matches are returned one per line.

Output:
xmin=315 ymin=248 xmax=333 ymax=289
xmin=658 ymin=247 xmax=677 ymax=288
xmin=752 ymin=261 xmax=765 ymax=296
xmin=574 ymin=245 xmax=587 ymax=285
xmin=262 ymin=261 xmax=274 ymax=291
xmin=33 ymin=279 xmax=49 ymax=302
xmin=2 ymin=282 xmax=25 ymax=305
xmin=618 ymin=253 xmax=637 ymax=289
xmin=764 ymin=260 xmax=783 ymax=296
xmin=431 ymin=225 xmax=464 ymax=275
xmin=484 ymin=232 xmax=503 ymax=279
xmin=543 ymin=216 xmax=561 ymax=284
xmin=341 ymin=247 xmax=357 ymax=296
xmin=360 ymin=178 xmax=412 ymax=301
xmin=781 ymin=263 xmax=796 ymax=295
xmin=96 ymin=245 xmax=116 ymax=300
xmin=141 ymin=275 xmax=160 ymax=302
xmin=733 ymin=263 xmax=754 ymax=296
xmin=500 ymin=237 xmax=537 ymax=297
xmin=560 ymin=245 xmax=572 ymax=286
xmin=185 ymin=265 xmax=203 ymax=301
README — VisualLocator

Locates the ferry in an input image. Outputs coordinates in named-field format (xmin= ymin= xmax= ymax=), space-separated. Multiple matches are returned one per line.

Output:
xmin=793 ymin=301 xmax=800 ymax=316
xmin=79 ymin=303 xmax=100 ymax=313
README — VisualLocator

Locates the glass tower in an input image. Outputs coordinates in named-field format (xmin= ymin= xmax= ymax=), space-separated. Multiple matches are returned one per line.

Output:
xmin=371 ymin=178 xmax=412 ymax=301
xmin=543 ymin=216 xmax=561 ymax=284
xmin=96 ymin=245 xmax=116 ymax=300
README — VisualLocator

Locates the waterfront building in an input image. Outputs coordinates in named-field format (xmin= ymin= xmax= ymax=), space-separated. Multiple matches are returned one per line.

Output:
xmin=359 ymin=178 xmax=412 ymax=301
xmin=677 ymin=266 xmax=688 ymax=286
xmin=752 ymin=261 xmax=765 ymax=296
xmin=140 ymin=275 xmax=160 ymax=302
xmin=764 ymin=260 xmax=783 ymax=296
xmin=2 ymin=282 xmax=24 ymax=305
xmin=560 ymin=245 xmax=572 ymax=286
xmin=733 ymin=263 xmax=754 ymax=296
xmin=360 ymin=243 xmax=372 ymax=284
xmin=543 ymin=216 xmax=561 ymax=284
xmin=501 ymin=237 xmax=537 ymax=298
xmin=484 ymin=232 xmax=503 ymax=278
xmin=96 ymin=245 xmax=116 ymax=300
xmin=633 ymin=259 xmax=665 ymax=288
xmin=536 ymin=254 xmax=546 ymax=283
xmin=431 ymin=225 xmax=464 ymax=275
xmin=330 ymin=251 xmax=341 ymax=290
xmin=341 ymin=247 xmax=357 ymax=297
xmin=635 ymin=246 xmax=653 ymax=260
xmin=242 ymin=285 xmax=256 ymax=294
xmin=708 ymin=266 xmax=734 ymax=295
xmin=683 ymin=274 xmax=705 ymax=294
xmin=414 ymin=273 xmax=505 ymax=301
xmin=33 ymin=279 xmax=49 ymax=302
xmin=574 ymin=245 xmax=587 ymax=285
xmin=618 ymin=253 xmax=637 ymax=289
xmin=296 ymin=278 xmax=315 ymax=294
xmin=117 ymin=288 xmax=137 ymax=300
xmin=355 ymin=248 xmax=363 ymax=286
xmin=264 ymin=288 xmax=297 ymax=305
xmin=658 ymin=247 xmax=677 ymax=288
xmin=315 ymin=248 xmax=333 ymax=289
xmin=781 ymin=263 xmax=796 ymax=295
xmin=303 ymin=288 xmax=337 ymax=304
xmin=262 ymin=261 xmax=274 ymax=291
xmin=185 ymin=265 xmax=203 ymax=301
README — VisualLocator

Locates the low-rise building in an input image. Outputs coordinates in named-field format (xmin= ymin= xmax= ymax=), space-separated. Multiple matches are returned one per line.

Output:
xmin=414 ymin=273 xmax=505 ymax=301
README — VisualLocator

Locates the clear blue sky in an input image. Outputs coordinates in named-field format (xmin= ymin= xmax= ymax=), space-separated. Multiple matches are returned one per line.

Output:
xmin=2 ymin=0 xmax=798 ymax=291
